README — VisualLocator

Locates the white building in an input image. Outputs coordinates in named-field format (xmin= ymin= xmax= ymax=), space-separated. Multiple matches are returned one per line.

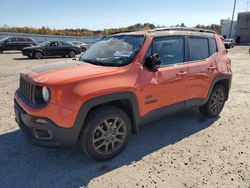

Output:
xmin=220 ymin=19 xmax=237 ymax=39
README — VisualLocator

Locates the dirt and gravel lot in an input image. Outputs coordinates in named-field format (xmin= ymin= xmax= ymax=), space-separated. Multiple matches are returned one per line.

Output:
xmin=0 ymin=47 xmax=249 ymax=188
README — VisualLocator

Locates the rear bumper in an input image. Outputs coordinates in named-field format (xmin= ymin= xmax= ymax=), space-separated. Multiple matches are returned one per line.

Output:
xmin=14 ymin=99 xmax=79 ymax=148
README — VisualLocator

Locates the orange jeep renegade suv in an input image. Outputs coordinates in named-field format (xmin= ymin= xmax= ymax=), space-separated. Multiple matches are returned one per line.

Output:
xmin=14 ymin=28 xmax=232 ymax=160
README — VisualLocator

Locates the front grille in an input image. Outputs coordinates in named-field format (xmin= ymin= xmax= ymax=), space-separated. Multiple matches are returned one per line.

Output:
xmin=19 ymin=76 xmax=36 ymax=104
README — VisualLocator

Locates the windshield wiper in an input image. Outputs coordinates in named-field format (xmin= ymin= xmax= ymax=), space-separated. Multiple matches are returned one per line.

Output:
xmin=81 ymin=59 xmax=105 ymax=66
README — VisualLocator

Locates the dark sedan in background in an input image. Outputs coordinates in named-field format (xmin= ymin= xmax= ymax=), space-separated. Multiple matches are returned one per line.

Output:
xmin=0 ymin=37 xmax=37 ymax=53
xmin=22 ymin=41 xmax=81 ymax=59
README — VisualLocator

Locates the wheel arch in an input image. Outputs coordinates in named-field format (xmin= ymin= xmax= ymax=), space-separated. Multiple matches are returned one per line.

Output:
xmin=73 ymin=92 xmax=140 ymax=143
xmin=206 ymin=74 xmax=232 ymax=102
xmin=33 ymin=49 xmax=44 ymax=55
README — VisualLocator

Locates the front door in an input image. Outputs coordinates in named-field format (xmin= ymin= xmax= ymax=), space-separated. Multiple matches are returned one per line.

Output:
xmin=45 ymin=41 xmax=61 ymax=56
xmin=140 ymin=36 xmax=189 ymax=120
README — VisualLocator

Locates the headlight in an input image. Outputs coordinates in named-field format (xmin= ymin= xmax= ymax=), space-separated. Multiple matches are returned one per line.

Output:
xmin=42 ymin=87 xmax=50 ymax=103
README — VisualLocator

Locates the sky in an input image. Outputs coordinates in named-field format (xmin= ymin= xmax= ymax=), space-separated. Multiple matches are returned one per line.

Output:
xmin=0 ymin=0 xmax=248 ymax=30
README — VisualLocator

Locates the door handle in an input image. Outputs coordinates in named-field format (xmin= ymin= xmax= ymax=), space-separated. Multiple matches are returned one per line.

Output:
xmin=176 ymin=71 xmax=188 ymax=77
xmin=208 ymin=66 xmax=217 ymax=71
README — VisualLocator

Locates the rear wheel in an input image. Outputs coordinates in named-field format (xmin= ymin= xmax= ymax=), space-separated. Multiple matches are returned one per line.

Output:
xmin=80 ymin=106 xmax=131 ymax=161
xmin=34 ymin=51 xmax=43 ymax=59
xmin=69 ymin=50 xmax=76 ymax=58
xmin=81 ymin=47 xmax=87 ymax=53
xmin=199 ymin=85 xmax=226 ymax=118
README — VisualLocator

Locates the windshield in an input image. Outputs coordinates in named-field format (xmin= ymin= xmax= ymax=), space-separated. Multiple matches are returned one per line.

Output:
xmin=80 ymin=35 xmax=145 ymax=66
xmin=39 ymin=41 xmax=50 ymax=46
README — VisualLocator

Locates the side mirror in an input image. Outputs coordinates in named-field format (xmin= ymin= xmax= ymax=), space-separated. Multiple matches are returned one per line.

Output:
xmin=144 ymin=53 xmax=161 ymax=70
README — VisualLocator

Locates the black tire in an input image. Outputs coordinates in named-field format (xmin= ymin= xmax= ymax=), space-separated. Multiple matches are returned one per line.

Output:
xmin=0 ymin=48 xmax=3 ymax=54
xmin=69 ymin=50 xmax=76 ymax=58
xmin=199 ymin=85 xmax=226 ymax=118
xmin=80 ymin=105 xmax=131 ymax=161
xmin=33 ymin=51 xmax=43 ymax=59
xmin=81 ymin=47 xmax=87 ymax=53
xmin=27 ymin=55 xmax=33 ymax=59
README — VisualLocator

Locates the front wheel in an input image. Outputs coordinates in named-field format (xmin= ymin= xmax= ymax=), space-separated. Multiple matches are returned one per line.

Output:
xmin=34 ymin=51 xmax=43 ymax=59
xmin=80 ymin=106 xmax=131 ymax=161
xmin=199 ymin=85 xmax=226 ymax=118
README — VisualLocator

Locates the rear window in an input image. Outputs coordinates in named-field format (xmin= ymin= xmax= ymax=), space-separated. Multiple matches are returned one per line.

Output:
xmin=189 ymin=37 xmax=209 ymax=61
xmin=26 ymin=38 xmax=33 ymax=42
xmin=209 ymin=38 xmax=218 ymax=55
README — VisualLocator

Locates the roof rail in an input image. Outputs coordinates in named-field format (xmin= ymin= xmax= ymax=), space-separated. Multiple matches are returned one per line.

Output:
xmin=110 ymin=29 xmax=142 ymax=35
xmin=151 ymin=27 xmax=216 ymax=34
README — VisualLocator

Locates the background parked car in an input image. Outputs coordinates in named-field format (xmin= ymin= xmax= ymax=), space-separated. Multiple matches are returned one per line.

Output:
xmin=224 ymin=39 xmax=235 ymax=49
xmin=69 ymin=41 xmax=88 ymax=52
xmin=22 ymin=41 xmax=81 ymax=59
xmin=0 ymin=37 xmax=37 ymax=53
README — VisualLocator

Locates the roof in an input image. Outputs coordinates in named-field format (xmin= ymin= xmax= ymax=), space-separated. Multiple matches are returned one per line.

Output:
xmin=110 ymin=27 xmax=216 ymax=38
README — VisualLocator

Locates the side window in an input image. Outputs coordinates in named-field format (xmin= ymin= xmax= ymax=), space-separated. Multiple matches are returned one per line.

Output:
xmin=60 ymin=41 xmax=70 ymax=46
xmin=7 ymin=38 xmax=16 ymax=42
xmin=50 ymin=41 xmax=58 ymax=46
xmin=209 ymin=38 xmax=218 ymax=55
xmin=189 ymin=37 xmax=209 ymax=61
xmin=152 ymin=36 xmax=184 ymax=66
xmin=17 ymin=38 xmax=26 ymax=42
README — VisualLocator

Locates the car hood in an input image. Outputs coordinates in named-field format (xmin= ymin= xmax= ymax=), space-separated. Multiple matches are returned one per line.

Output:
xmin=21 ymin=60 xmax=119 ymax=85
xmin=23 ymin=46 xmax=42 ymax=50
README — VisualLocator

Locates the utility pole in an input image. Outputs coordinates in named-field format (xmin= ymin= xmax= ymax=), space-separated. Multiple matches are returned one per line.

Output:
xmin=247 ymin=0 xmax=249 ymax=12
xmin=229 ymin=0 xmax=237 ymax=39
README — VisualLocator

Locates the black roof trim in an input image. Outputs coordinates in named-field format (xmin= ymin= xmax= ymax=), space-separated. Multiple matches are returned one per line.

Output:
xmin=151 ymin=27 xmax=216 ymax=34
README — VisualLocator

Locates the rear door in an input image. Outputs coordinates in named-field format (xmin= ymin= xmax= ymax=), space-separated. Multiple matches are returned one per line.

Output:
xmin=59 ymin=41 xmax=70 ymax=55
xmin=16 ymin=37 xmax=27 ymax=50
xmin=186 ymin=36 xmax=218 ymax=106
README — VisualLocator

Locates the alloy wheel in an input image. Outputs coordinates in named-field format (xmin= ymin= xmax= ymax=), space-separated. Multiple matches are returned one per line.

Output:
xmin=93 ymin=117 xmax=127 ymax=155
xmin=209 ymin=88 xmax=225 ymax=114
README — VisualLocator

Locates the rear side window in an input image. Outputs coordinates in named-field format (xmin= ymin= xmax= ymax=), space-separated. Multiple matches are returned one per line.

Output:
xmin=17 ymin=38 xmax=26 ymax=42
xmin=152 ymin=36 xmax=184 ymax=66
xmin=189 ymin=37 xmax=209 ymax=61
xmin=26 ymin=38 xmax=33 ymax=42
xmin=60 ymin=41 xmax=70 ymax=46
xmin=209 ymin=38 xmax=218 ymax=55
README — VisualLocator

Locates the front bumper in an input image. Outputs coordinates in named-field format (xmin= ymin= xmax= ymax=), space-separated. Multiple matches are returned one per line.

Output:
xmin=22 ymin=50 xmax=32 ymax=57
xmin=14 ymin=99 xmax=79 ymax=148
